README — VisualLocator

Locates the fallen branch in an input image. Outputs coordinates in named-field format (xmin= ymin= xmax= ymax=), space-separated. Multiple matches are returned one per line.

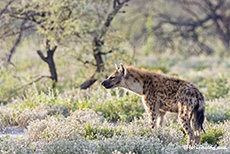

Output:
xmin=15 ymin=75 xmax=51 ymax=91
xmin=80 ymin=74 xmax=97 ymax=89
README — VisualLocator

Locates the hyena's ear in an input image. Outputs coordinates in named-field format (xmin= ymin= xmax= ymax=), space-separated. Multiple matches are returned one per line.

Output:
xmin=115 ymin=64 xmax=118 ymax=70
xmin=119 ymin=63 xmax=128 ymax=77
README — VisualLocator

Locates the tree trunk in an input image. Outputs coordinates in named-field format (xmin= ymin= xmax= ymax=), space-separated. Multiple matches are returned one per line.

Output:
xmin=80 ymin=38 xmax=104 ymax=89
xmin=93 ymin=37 xmax=104 ymax=72
xmin=47 ymin=47 xmax=58 ymax=82
xmin=80 ymin=0 xmax=130 ymax=89
xmin=37 ymin=46 xmax=58 ymax=88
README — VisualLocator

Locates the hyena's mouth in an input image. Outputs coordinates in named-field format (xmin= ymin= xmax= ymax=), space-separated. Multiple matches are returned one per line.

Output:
xmin=103 ymin=84 xmax=114 ymax=89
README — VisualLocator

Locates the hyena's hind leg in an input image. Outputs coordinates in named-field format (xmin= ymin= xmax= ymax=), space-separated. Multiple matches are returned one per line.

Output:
xmin=191 ymin=103 xmax=205 ymax=145
xmin=191 ymin=117 xmax=201 ymax=145
xmin=157 ymin=111 xmax=166 ymax=127
xmin=178 ymin=102 xmax=195 ymax=149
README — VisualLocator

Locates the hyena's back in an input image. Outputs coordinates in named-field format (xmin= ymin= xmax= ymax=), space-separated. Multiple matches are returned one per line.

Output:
xmin=140 ymin=70 xmax=203 ymax=108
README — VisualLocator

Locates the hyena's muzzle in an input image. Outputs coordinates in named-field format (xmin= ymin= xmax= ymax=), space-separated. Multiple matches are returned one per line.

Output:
xmin=101 ymin=79 xmax=114 ymax=89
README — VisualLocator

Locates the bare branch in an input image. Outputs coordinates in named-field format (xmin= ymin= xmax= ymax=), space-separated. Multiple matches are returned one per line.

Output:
xmin=7 ymin=19 xmax=27 ymax=64
xmin=37 ymin=50 xmax=48 ymax=62
xmin=0 ymin=0 xmax=15 ymax=17
xmin=15 ymin=75 xmax=51 ymax=91
xmin=0 ymin=25 xmax=34 ymax=39
xmin=100 ymin=0 xmax=130 ymax=39
xmin=76 ymin=57 xmax=96 ymax=66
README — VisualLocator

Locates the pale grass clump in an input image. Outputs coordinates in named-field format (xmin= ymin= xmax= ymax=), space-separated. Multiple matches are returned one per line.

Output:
xmin=0 ymin=88 xmax=71 ymax=127
xmin=98 ymin=135 xmax=163 ymax=153
xmin=27 ymin=109 xmax=184 ymax=146
xmin=112 ymin=150 xmax=135 ymax=154
xmin=69 ymin=109 xmax=103 ymax=125
xmin=120 ymin=113 xmax=184 ymax=145
xmin=0 ymin=103 xmax=69 ymax=127
xmin=1 ymin=136 xmax=230 ymax=154
xmin=0 ymin=139 xmax=34 ymax=154
xmin=27 ymin=109 xmax=104 ymax=141
xmin=0 ymin=107 xmax=19 ymax=126
xmin=40 ymin=139 xmax=98 ymax=154
xmin=217 ymin=120 xmax=230 ymax=146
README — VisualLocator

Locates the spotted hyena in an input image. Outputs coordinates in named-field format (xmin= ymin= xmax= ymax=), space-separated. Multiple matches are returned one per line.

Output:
xmin=101 ymin=64 xmax=205 ymax=149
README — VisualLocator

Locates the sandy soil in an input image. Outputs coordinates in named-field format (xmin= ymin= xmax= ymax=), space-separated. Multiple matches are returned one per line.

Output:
xmin=0 ymin=126 xmax=27 ymax=139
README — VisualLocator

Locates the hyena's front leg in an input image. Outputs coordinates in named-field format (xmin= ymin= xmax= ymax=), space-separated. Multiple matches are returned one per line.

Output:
xmin=143 ymin=97 xmax=160 ymax=128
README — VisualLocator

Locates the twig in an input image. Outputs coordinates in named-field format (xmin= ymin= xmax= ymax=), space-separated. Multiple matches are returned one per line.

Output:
xmin=14 ymin=75 xmax=51 ymax=91
xmin=76 ymin=57 xmax=97 ymax=66
xmin=0 ymin=0 xmax=15 ymax=17
xmin=99 ymin=50 xmax=113 ymax=55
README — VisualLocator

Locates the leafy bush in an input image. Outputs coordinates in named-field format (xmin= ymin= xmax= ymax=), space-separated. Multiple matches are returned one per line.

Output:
xmin=199 ymin=73 xmax=230 ymax=100
xmin=201 ymin=127 xmax=224 ymax=146
xmin=94 ymin=95 xmax=144 ymax=122
xmin=83 ymin=123 xmax=122 ymax=140
xmin=73 ymin=88 xmax=144 ymax=122
xmin=193 ymin=61 xmax=209 ymax=71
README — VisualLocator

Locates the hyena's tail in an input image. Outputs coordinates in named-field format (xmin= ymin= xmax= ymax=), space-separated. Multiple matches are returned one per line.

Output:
xmin=193 ymin=98 xmax=206 ymax=133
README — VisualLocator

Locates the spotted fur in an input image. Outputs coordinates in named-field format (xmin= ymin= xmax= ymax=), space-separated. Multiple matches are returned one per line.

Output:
xmin=101 ymin=64 xmax=205 ymax=149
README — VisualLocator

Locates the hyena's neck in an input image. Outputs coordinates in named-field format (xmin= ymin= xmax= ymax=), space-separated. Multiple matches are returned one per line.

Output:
xmin=120 ymin=67 xmax=145 ymax=95
xmin=122 ymin=66 xmax=163 ymax=96
xmin=121 ymin=81 xmax=144 ymax=95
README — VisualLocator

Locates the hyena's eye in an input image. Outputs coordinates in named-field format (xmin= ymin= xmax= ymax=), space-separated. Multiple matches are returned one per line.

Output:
xmin=109 ymin=76 xmax=115 ymax=80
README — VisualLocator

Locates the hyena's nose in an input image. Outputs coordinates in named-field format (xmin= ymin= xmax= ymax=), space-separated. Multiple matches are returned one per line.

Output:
xmin=101 ymin=80 xmax=106 ymax=86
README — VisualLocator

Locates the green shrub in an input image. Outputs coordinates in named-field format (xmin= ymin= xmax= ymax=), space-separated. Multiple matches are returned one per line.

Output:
xmin=193 ymin=61 xmax=209 ymax=71
xmin=94 ymin=95 xmax=144 ymax=122
xmin=199 ymin=73 xmax=230 ymax=100
xmin=74 ymin=89 xmax=144 ymax=122
xmin=201 ymin=125 xmax=224 ymax=146
xmin=83 ymin=123 xmax=123 ymax=140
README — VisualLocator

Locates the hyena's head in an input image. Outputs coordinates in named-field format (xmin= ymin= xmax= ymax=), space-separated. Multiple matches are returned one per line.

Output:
xmin=101 ymin=64 xmax=128 ymax=89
